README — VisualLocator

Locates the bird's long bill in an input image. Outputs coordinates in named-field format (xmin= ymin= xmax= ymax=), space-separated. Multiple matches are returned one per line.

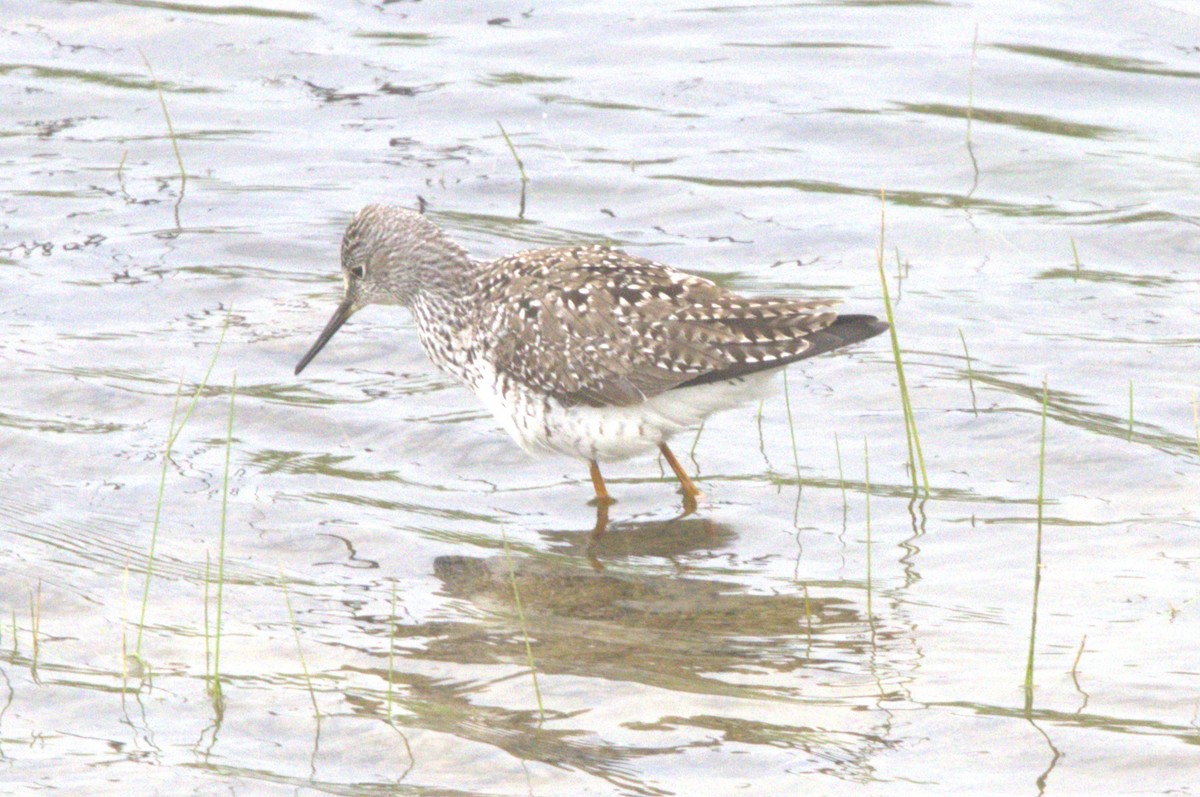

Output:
xmin=295 ymin=297 xmax=355 ymax=375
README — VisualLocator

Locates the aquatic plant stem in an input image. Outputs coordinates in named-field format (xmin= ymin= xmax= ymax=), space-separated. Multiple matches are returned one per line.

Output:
xmin=966 ymin=23 xmax=979 ymax=145
xmin=959 ymin=329 xmax=978 ymax=415
xmin=1128 ymin=379 xmax=1134 ymax=441
xmin=864 ymin=437 xmax=872 ymax=622
xmin=136 ymin=311 xmax=231 ymax=657
xmin=280 ymin=570 xmax=320 ymax=722
xmin=500 ymin=527 xmax=544 ymax=721
xmin=689 ymin=418 xmax=705 ymax=461
xmin=876 ymin=188 xmax=929 ymax=497
xmin=203 ymin=551 xmax=211 ymax=684
xmin=1071 ymin=635 xmax=1087 ymax=678
xmin=139 ymin=50 xmax=186 ymax=191
xmin=386 ymin=583 xmax=397 ymax=724
xmin=783 ymin=370 xmax=803 ymax=499
xmin=497 ymin=121 xmax=528 ymax=185
xmin=497 ymin=121 xmax=529 ymax=218
xmin=782 ymin=372 xmax=801 ymax=525
xmin=30 ymin=580 xmax=41 ymax=676
xmin=1024 ymin=378 xmax=1049 ymax=700
xmin=121 ymin=564 xmax=130 ymax=683
xmin=384 ymin=583 xmax=416 ymax=765
xmin=137 ymin=377 xmax=184 ymax=657
xmin=834 ymin=432 xmax=848 ymax=519
xmin=211 ymin=371 xmax=236 ymax=708
xmin=1193 ymin=393 xmax=1199 ymax=459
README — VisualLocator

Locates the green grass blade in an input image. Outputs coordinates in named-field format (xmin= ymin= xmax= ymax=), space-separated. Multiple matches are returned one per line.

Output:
xmin=139 ymin=50 xmax=186 ymax=191
xmin=1024 ymin=378 xmax=1049 ymax=703
xmin=783 ymin=370 xmax=803 ymax=497
xmin=280 ymin=570 xmax=320 ymax=722
xmin=959 ymin=328 xmax=978 ymax=415
xmin=864 ymin=436 xmax=872 ymax=622
xmin=1128 ymin=379 xmax=1134 ymax=441
xmin=136 ymin=310 xmax=231 ymax=657
xmin=834 ymin=432 xmax=847 ymax=519
xmin=1193 ymin=393 xmax=1199 ymax=459
xmin=497 ymin=121 xmax=528 ymax=184
xmin=211 ymin=370 xmax=236 ymax=710
xmin=966 ymin=23 xmax=979 ymax=146
xmin=501 ymin=527 xmax=543 ymax=721
xmin=876 ymin=188 xmax=929 ymax=496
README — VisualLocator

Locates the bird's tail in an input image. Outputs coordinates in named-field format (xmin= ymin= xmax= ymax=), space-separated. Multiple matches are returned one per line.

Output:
xmin=799 ymin=314 xmax=889 ymax=360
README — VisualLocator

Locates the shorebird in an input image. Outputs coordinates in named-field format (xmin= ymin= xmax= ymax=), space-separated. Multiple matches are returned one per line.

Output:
xmin=295 ymin=205 xmax=886 ymax=512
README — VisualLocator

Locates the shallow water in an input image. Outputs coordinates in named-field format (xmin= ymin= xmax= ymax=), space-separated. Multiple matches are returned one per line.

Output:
xmin=2 ymin=1 xmax=1199 ymax=794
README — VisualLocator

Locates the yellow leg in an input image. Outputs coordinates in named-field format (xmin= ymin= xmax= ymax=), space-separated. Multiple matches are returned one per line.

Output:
xmin=588 ymin=501 xmax=611 ymax=548
xmin=659 ymin=442 xmax=703 ymax=513
xmin=588 ymin=460 xmax=616 ymax=507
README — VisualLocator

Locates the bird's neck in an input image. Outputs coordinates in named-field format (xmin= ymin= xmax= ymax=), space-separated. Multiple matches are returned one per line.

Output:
xmin=399 ymin=234 xmax=482 ymax=305
xmin=406 ymin=248 xmax=481 ymax=325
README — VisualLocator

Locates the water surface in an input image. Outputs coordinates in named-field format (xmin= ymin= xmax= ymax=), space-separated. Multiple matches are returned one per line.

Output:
xmin=2 ymin=1 xmax=1199 ymax=794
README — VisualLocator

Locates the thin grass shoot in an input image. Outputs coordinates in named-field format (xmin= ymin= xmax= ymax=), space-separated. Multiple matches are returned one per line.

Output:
xmin=1193 ymin=392 xmax=1199 ymax=459
xmin=386 ymin=583 xmax=416 ymax=765
xmin=29 ymin=579 xmax=41 ymax=676
xmin=280 ymin=571 xmax=320 ymax=723
xmin=210 ymin=370 xmax=237 ymax=711
xmin=121 ymin=563 xmax=130 ymax=683
xmin=959 ymin=329 xmax=978 ymax=416
xmin=497 ymin=121 xmax=529 ymax=218
xmin=783 ymin=370 xmax=803 ymax=498
xmin=966 ymin=23 xmax=979 ymax=145
xmin=864 ymin=436 xmax=872 ymax=622
xmin=1128 ymin=379 xmax=1134 ymax=441
xmin=1024 ymin=378 xmax=1049 ymax=701
xmin=137 ymin=310 xmax=231 ymax=658
xmin=500 ymin=526 xmax=544 ymax=721
xmin=756 ymin=398 xmax=767 ymax=464
xmin=689 ymin=418 xmax=705 ymax=460
xmin=802 ymin=584 xmax=813 ymax=643
xmin=139 ymin=50 xmax=185 ymax=190
xmin=203 ymin=550 xmax=211 ymax=684
xmin=496 ymin=121 xmax=529 ymax=186
xmin=876 ymin=188 xmax=929 ymax=497
xmin=834 ymin=432 xmax=848 ymax=519
xmin=387 ymin=583 xmax=397 ymax=725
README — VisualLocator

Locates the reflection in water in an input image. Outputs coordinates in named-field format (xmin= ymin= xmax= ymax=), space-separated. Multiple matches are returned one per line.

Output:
xmin=337 ymin=536 xmax=901 ymax=790
xmin=429 ymin=553 xmax=864 ymax=669
xmin=544 ymin=513 xmax=735 ymax=562
xmin=344 ymin=672 xmax=677 ymax=797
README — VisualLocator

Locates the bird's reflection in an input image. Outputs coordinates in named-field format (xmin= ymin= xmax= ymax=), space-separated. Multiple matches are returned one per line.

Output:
xmin=352 ymin=516 xmax=898 ymax=789
xmin=425 ymin=547 xmax=869 ymax=700
xmin=548 ymin=510 xmax=733 ymax=565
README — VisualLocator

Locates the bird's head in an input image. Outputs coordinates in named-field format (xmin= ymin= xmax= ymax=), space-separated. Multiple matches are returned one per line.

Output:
xmin=295 ymin=204 xmax=470 ymax=375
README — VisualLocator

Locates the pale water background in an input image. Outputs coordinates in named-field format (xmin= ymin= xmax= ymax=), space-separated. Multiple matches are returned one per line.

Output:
xmin=2 ymin=1 xmax=1199 ymax=794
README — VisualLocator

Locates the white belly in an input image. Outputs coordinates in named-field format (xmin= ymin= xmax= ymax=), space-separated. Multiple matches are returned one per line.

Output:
xmin=471 ymin=365 xmax=781 ymax=462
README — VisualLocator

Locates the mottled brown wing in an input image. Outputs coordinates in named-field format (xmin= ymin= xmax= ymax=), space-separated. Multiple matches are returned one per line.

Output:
xmin=478 ymin=245 xmax=844 ymax=408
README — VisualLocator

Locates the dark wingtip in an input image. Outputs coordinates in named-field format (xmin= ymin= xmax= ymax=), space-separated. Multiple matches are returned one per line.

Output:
xmin=675 ymin=313 xmax=889 ymax=389
xmin=825 ymin=314 xmax=889 ymax=347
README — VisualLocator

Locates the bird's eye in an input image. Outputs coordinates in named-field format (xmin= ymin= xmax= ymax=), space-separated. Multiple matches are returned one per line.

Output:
xmin=348 ymin=264 xmax=365 ymax=278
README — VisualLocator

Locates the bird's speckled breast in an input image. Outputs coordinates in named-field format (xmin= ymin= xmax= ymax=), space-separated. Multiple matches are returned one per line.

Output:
xmin=415 ymin=323 xmax=776 ymax=461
